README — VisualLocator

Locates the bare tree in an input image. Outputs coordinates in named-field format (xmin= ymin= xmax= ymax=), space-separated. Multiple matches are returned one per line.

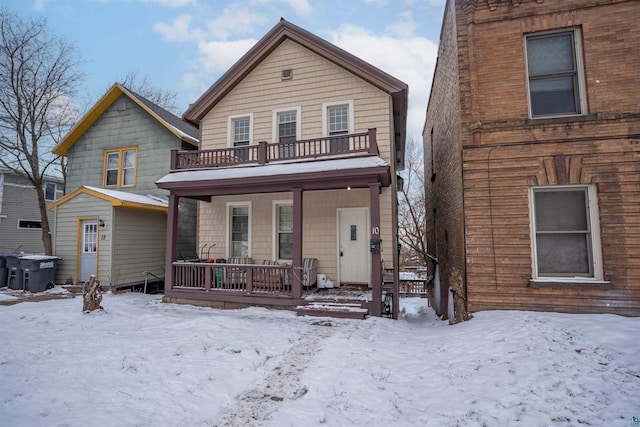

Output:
xmin=111 ymin=70 xmax=179 ymax=115
xmin=398 ymin=139 xmax=427 ymax=268
xmin=0 ymin=9 xmax=84 ymax=255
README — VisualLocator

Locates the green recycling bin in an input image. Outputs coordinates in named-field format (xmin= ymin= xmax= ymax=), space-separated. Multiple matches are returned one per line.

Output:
xmin=215 ymin=258 xmax=226 ymax=287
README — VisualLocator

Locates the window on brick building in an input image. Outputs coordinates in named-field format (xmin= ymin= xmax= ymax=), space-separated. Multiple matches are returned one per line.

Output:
xmin=529 ymin=185 xmax=603 ymax=280
xmin=525 ymin=29 xmax=586 ymax=118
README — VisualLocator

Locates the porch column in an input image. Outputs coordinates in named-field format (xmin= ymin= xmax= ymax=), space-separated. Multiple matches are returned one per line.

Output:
xmin=369 ymin=183 xmax=382 ymax=317
xmin=292 ymin=188 xmax=303 ymax=299
xmin=164 ymin=194 xmax=179 ymax=294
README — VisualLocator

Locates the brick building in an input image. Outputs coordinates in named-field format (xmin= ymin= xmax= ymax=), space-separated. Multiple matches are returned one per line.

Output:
xmin=424 ymin=0 xmax=640 ymax=322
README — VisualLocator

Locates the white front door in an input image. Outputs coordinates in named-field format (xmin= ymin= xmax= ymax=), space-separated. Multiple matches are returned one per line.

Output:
xmin=338 ymin=208 xmax=369 ymax=285
xmin=79 ymin=219 xmax=97 ymax=282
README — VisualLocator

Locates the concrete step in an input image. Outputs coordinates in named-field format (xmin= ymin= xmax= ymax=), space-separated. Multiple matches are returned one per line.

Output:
xmin=295 ymin=302 xmax=368 ymax=319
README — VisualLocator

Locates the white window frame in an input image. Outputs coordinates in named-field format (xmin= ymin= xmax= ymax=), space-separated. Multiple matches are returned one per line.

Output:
xmin=524 ymin=28 xmax=587 ymax=119
xmin=322 ymin=100 xmax=354 ymax=136
xmin=271 ymin=106 xmax=301 ymax=143
xmin=272 ymin=200 xmax=293 ymax=262
xmin=17 ymin=219 xmax=42 ymax=230
xmin=82 ymin=221 xmax=98 ymax=253
xmin=227 ymin=113 xmax=254 ymax=148
xmin=225 ymin=201 xmax=252 ymax=258
xmin=528 ymin=184 xmax=603 ymax=281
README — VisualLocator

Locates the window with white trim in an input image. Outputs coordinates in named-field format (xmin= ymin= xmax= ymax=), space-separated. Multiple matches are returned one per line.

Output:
xmin=275 ymin=203 xmax=293 ymax=260
xmin=228 ymin=114 xmax=253 ymax=161
xmin=83 ymin=222 xmax=97 ymax=253
xmin=530 ymin=185 xmax=602 ymax=279
xmin=272 ymin=107 xmax=300 ymax=159
xmin=525 ymin=29 xmax=586 ymax=118
xmin=18 ymin=219 xmax=42 ymax=229
xmin=322 ymin=100 xmax=354 ymax=152
xmin=228 ymin=204 xmax=251 ymax=257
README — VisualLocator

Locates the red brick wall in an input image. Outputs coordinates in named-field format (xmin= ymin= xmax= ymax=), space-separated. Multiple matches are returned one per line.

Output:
xmin=426 ymin=0 xmax=640 ymax=316
xmin=424 ymin=1 xmax=468 ymax=321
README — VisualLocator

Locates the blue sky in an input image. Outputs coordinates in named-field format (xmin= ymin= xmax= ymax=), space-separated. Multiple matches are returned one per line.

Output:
xmin=4 ymin=0 xmax=446 ymax=142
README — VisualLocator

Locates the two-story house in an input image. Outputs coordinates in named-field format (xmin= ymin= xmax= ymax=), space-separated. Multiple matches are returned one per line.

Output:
xmin=0 ymin=168 xmax=63 ymax=254
xmin=48 ymin=83 xmax=199 ymax=289
xmin=156 ymin=19 xmax=407 ymax=318
xmin=424 ymin=0 xmax=640 ymax=322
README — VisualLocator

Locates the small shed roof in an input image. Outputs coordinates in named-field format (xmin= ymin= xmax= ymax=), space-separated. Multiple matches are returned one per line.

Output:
xmin=48 ymin=186 xmax=168 ymax=213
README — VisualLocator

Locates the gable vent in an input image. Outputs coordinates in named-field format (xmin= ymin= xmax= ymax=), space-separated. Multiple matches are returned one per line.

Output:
xmin=281 ymin=69 xmax=293 ymax=80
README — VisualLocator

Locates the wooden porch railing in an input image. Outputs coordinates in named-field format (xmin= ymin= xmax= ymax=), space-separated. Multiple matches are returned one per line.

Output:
xmin=171 ymin=128 xmax=378 ymax=170
xmin=171 ymin=262 xmax=294 ymax=296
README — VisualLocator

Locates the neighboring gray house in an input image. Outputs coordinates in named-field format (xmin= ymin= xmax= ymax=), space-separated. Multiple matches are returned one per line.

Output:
xmin=48 ymin=83 xmax=198 ymax=288
xmin=0 ymin=168 xmax=63 ymax=254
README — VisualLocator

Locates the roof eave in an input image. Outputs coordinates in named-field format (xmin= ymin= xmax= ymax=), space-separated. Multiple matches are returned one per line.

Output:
xmin=183 ymin=19 xmax=408 ymax=126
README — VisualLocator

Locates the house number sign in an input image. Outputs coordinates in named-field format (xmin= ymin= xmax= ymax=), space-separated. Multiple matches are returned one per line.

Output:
xmin=371 ymin=226 xmax=380 ymax=235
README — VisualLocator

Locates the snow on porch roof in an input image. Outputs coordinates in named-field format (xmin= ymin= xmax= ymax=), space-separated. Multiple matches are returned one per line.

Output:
xmin=156 ymin=156 xmax=389 ymax=186
xmin=48 ymin=186 xmax=168 ymax=212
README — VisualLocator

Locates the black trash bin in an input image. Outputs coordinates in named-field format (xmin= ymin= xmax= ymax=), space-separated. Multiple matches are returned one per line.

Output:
xmin=0 ymin=254 xmax=9 ymax=287
xmin=21 ymin=255 xmax=60 ymax=292
xmin=6 ymin=255 xmax=24 ymax=290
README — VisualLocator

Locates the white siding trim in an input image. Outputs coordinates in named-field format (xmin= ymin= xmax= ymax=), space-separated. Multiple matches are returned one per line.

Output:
xmin=322 ymin=99 xmax=355 ymax=136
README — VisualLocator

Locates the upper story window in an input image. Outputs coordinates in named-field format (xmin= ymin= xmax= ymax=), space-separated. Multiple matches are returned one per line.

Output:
xmin=228 ymin=113 xmax=253 ymax=161
xmin=529 ymin=185 xmax=602 ymax=280
xmin=525 ymin=29 xmax=586 ymax=118
xmin=44 ymin=182 xmax=57 ymax=201
xmin=323 ymin=100 xmax=354 ymax=152
xmin=272 ymin=107 xmax=301 ymax=158
xmin=104 ymin=147 xmax=137 ymax=188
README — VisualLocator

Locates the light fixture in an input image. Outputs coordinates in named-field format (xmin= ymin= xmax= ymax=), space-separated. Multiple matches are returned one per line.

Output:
xmin=98 ymin=219 xmax=105 ymax=228
xmin=347 ymin=186 xmax=351 ymax=191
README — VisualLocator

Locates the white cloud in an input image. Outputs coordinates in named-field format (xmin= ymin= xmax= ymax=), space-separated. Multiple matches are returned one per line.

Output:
xmin=141 ymin=0 xmax=197 ymax=7
xmin=197 ymin=38 xmax=258 ymax=75
xmin=153 ymin=14 xmax=201 ymax=42
xmin=385 ymin=11 xmax=417 ymax=37
xmin=327 ymin=25 xmax=438 ymax=141
xmin=252 ymin=0 xmax=313 ymax=17
xmin=205 ymin=4 xmax=270 ymax=40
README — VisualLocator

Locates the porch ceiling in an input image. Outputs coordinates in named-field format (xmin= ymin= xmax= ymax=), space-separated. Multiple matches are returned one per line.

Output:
xmin=156 ymin=156 xmax=391 ymax=198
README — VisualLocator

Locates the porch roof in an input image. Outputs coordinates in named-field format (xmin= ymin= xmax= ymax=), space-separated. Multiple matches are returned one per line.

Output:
xmin=156 ymin=156 xmax=391 ymax=197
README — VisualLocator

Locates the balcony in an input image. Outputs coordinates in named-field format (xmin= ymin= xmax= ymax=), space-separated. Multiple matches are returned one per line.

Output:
xmin=170 ymin=129 xmax=379 ymax=171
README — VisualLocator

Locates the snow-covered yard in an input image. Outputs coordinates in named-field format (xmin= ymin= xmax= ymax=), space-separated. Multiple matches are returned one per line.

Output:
xmin=0 ymin=289 xmax=638 ymax=426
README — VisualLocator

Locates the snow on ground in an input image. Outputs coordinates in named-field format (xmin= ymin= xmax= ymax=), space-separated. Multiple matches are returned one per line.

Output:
xmin=0 ymin=290 xmax=638 ymax=427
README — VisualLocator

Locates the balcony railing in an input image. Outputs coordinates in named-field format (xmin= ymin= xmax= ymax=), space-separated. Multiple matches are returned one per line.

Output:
xmin=171 ymin=262 xmax=295 ymax=296
xmin=171 ymin=128 xmax=378 ymax=171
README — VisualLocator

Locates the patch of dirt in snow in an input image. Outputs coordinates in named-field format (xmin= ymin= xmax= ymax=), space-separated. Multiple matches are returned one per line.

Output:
xmin=213 ymin=321 xmax=335 ymax=426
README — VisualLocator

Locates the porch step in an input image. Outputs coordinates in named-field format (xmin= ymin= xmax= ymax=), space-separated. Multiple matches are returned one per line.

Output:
xmin=295 ymin=302 xmax=368 ymax=320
